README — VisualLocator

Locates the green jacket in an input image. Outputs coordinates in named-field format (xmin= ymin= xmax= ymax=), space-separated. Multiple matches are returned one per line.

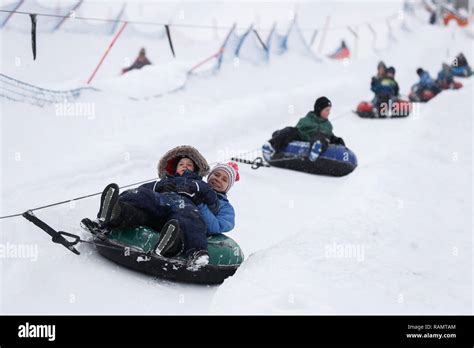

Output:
xmin=295 ymin=111 xmax=334 ymax=141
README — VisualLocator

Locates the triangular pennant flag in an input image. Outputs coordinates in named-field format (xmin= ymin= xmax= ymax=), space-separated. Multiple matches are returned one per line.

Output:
xmin=165 ymin=25 xmax=175 ymax=58
xmin=29 ymin=14 xmax=37 ymax=60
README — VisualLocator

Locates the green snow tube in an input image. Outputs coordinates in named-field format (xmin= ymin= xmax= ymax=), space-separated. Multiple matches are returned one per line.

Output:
xmin=89 ymin=225 xmax=244 ymax=285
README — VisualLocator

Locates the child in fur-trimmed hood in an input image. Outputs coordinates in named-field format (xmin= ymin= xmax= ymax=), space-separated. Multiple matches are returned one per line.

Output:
xmin=96 ymin=145 xmax=219 ymax=271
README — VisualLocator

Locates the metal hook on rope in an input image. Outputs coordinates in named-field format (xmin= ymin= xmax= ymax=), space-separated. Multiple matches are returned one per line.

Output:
xmin=231 ymin=156 xmax=270 ymax=170
xmin=22 ymin=210 xmax=82 ymax=255
xmin=251 ymin=157 xmax=266 ymax=169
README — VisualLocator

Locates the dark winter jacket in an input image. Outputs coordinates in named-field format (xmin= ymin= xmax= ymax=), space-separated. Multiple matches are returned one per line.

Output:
xmin=437 ymin=68 xmax=454 ymax=85
xmin=142 ymin=170 xmax=219 ymax=214
xmin=374 ymin=76 xmax=399 ymax=97
xmin=370 ymin=76 xmax=382 ymax=93
xmin=115 ymin=145 xmax=214 ymax=254
xmin=295 ymin=111 xmax=334 ymax=141
xmin=198 ymin=193 xmax=235 ymax=235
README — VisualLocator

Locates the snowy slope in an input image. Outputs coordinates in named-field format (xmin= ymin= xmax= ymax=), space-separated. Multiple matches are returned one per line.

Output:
xmin=0 ymin=1 xmax=472 ymax=314
xmin=211 ymin=82 xmax=473 ymax=314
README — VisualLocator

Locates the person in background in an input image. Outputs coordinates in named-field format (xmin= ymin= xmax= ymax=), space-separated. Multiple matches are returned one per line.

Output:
xmin=266 ymin=97 xmax=345 ymax=161
xmin=122 ymin=48 xmax=152 ymax=74
xmin=436 ymin=63 xmax=455 ymax=88
xmin=371 ymin=61 xmax=387 ymax=94
xmin=415 ymin=68 xmax=440 ymax=94
xmin=372 ymin=66 xmax=400 ymax=111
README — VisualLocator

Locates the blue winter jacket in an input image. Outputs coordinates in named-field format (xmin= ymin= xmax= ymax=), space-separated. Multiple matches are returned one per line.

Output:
xmin=198 ymin=193 xmax=235 ymax=235
xmin=437 ymin=69 xmax=453 ymax=84
xmin=419 ymin=72 xmax=436 ymax=89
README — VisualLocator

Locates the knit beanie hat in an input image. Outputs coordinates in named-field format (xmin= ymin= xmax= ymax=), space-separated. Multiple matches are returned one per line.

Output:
xmin=209 ymin=162 xmax=240 ymax=193
xmin=314 ymin=96 xmax=332 ymax=117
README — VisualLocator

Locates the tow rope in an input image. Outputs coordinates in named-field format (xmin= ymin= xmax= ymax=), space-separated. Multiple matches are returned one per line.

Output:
xmin=231 ymin=155 xmax=308 ymax=169
xmin=22 ymin=210 xmax=84 ymax=255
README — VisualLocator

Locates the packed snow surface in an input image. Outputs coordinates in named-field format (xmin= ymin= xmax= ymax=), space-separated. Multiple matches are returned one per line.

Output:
xmin=0 ymin=1 xmax=472 ymax=314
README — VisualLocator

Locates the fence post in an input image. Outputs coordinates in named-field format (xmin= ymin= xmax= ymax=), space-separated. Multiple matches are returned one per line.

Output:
xmin=216 ymin=23 xmax=237 ymax=69
xmin=317 ymin=16 xmax=331 ymax=54
xmin=0 ymin=0 xmax=25 ymax=28
xmin=109 ymin=2 xmax=127 ymax=35
xmin=386 ymin=16 xmax=397 ymax=43
xmin=235 ymin=24 xmax=254 ymax=57
xmin=309 ymin=29 xmax=318 ymax=47
xmin=347 ymin=25 xmax=358 ymax=59
xmin=367 ymin=23 xmax=377 ymax=50
xmin=51 ymin=0 xmax=84 ymax=32
xmin=86 ymin=21 xmax=128 ymax=84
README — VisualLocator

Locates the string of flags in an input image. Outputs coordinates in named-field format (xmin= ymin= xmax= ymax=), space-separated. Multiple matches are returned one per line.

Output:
xmin=0 ymin=7 xmax=404 ymax=61
xmin=19 ymin=11 xmax=176 ymax=61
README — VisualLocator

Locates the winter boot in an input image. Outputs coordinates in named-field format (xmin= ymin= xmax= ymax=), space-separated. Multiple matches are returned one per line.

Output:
xmin=154 ymin=219 xmax=184 ymax=258
xmin=309 ymin=140 xmax=323 ymax=162
xmin=186 ymin=249 xmax=210 ymax=271
xmin=80 ymin=217 xmax=108 ymax=240
xmin=262 ymin=142 xmax=276 ymax=161
xmin=97 ymin=183 xmax=121 ymax=227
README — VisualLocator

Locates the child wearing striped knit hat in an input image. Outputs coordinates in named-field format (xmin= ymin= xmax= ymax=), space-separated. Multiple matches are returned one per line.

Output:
xmin=197 ymin=162 xmax=240 ymax=235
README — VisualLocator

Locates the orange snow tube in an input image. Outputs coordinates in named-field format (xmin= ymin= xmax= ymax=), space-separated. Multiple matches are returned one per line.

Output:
xmin=443 ymin=13 xmax=468 ymax=27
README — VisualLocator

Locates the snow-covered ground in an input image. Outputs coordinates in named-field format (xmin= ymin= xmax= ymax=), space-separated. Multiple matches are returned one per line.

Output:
xmin=0 ymin=1 xmax=472 ymax=314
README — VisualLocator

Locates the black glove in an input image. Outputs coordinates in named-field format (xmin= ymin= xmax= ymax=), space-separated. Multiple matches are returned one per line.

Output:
xmin=175 ymin=181 xmax=199 ymax=197
xmin=155 ymin=179 xmax=177 ymax=193
xmin=330 ymin=135 xmax=345 ymax=146
xmin=176 ymin=181 xmax=219 ymax=214
xmin=194 ymin=181 xmax=219 ymax=214
xmin=199 ymin=186 xmax=219 ymax=214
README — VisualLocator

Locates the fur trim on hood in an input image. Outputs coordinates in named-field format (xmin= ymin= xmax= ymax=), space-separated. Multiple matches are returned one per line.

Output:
xmin=157 ymin=145 xmax=210 ymax=178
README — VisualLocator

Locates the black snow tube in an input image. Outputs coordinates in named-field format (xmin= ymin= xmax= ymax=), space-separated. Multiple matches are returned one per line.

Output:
xmin=263 ymin=142 xmax=358 ymax=177
xmin=267 ymin=155 xmax=357 ymax=177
